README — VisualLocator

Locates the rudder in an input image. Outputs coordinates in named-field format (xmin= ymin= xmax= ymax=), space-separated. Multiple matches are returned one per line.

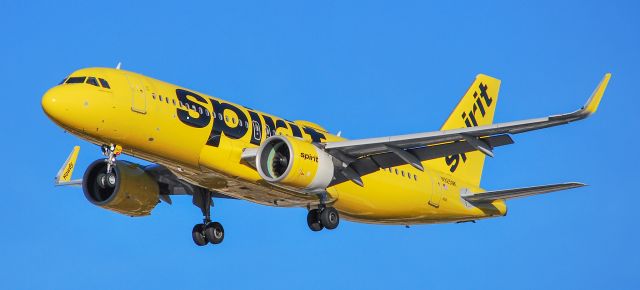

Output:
xmin=424 ymin=74 xmax=501 ymax=186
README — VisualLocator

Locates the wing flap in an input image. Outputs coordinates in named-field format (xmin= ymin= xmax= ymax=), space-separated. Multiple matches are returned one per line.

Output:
xmin=461 ymin=182 xmax=586 ymax=202
xmin=328 ymin=135 xmax=513 ymax=186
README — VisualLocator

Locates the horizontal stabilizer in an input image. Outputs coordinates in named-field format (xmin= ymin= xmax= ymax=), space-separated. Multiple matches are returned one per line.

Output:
xmin=461 ymin=182 xmax=585 ymax=202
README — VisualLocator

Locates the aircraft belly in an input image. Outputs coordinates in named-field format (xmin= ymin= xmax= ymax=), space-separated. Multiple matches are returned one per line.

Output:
xmin=175 ymin=166 xmax=324 ymax=208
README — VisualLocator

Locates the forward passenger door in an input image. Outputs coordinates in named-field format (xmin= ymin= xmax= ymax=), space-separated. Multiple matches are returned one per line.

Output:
xmin=126 ymin=75 xmax=147 ymax=114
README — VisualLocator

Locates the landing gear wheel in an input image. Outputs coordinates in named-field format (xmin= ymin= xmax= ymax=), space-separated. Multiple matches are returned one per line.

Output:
xmin=204 ymin=222 xmax=224 ymax=244
xmin=320 ymin=207 xmax=339 ymax=230
xmin=96 ymin=173 xmax=108 ymax=189
xmin=192 ymin=224 xmax=208 ymax=246
xmin=307 ymin=209 xmax=324 ymax=232
xmin=106 ymin=172 xmax=117 ymax=188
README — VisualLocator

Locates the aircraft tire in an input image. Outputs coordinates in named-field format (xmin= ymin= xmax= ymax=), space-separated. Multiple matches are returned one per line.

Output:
xmin=320 ymin=207 xmax=339 ymax=230
xmin=307 ymin=209 xmax=323 ymax=231
xmin=105 ymin=172 xmax=117 ymax=188
xmin=205 ymin=222 xmax=224 ymax=244
xmin=96 ymin=173 xmax=107 ymax=189
xmin=192 ymin=224 xmax=208 ymax=246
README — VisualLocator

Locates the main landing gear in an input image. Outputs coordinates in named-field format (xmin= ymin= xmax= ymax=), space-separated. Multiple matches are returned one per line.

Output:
xmin=191 ymin=188 xmax=224 ymax=246
xmin=307 ymin=206 xmax=339 ymax=232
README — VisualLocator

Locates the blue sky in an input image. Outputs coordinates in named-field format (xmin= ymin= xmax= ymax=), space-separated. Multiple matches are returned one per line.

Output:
xmin=1 ymin=1 xmax=638 ymax=289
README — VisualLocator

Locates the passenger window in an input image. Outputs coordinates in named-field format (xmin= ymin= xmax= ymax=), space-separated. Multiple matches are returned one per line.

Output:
xmin=198 ymin=107 xmax=203 ymax=114
xmin=66 ymin=76 xmax=86 ymax=84
xmin=395 ymin=168 xmax=398 ymax=175
xmin=225 ymin=116 xmax=229 ymax=122
xmin=205 ymin=110 xmax=209 ymax=116
xmin=414 ymin=175 xmax=418 ymax=181
xmin=401 ymin=171 xmax=405 ymax=177
xmin=98 ymin=78 xmax=110 ymax=88
xmin=152 ymin=93 xmax=156 ymax=100
xmin=407 ymin=172 xmax=411 ymax=179
xmin=172 ymin=99 xmax=176 ymax=106
xmin=218 ymin=113 xmax=223 ymax=120
xmin=165 ymin=97 xmax=169 ymax=104
xmin=159 ymin=95 xmax=163 ymax=102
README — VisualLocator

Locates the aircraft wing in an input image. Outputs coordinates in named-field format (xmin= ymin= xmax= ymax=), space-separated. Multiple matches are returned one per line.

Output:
xmin=461 ymin=182 xmax=585 ymax=202
xmin=323 ymin=74 xmax=610 ymax=174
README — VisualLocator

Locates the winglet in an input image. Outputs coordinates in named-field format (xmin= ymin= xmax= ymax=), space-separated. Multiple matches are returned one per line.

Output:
xmin=55 ymin=146 xmax=82 ymax=186
xmin=582 ymin=73 xmax=611 ymax=115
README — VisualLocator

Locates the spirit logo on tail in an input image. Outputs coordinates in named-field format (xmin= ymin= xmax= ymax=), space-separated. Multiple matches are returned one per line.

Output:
xmin=446 ymin=82 xmax=493 ymax=172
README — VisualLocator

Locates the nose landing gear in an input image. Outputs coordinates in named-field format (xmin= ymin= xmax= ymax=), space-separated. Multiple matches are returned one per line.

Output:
xmin=96 ymin=144 xmax=122 ymax=189
xmin=96 ymin=172 xmax=117 ymax=188
xmin=101 ymin=144 xmax=122 ymax=174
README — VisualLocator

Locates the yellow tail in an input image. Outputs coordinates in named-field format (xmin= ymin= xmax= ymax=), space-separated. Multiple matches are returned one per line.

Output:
xmin=424 ymin=74 xmax=501 ymax=186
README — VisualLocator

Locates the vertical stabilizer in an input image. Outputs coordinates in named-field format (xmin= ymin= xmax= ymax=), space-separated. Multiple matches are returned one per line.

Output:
xmin=424 ymin=74 xmax=501 ymax=186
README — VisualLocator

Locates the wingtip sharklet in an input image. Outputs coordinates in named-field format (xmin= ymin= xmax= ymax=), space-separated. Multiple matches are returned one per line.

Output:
xmin=55 ymin=146 xmax=81 ymax=186
xmin=582 ymin=73 xmax=611 ymax=115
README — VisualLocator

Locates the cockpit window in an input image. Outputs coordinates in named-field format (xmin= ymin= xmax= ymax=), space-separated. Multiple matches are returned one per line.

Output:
xmin=66 ymin=76 xmax=86 ymax=84
xmin=99 ymin=78 xmax=110 ymax=89
xmin=86 ymin=77 xmax=99 ymax=87
xmin=58 ymin=78 xmax=67 ymax=85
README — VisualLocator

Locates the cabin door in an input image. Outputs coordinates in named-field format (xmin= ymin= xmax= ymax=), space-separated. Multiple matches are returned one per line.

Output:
xmin=127 ymin=75 xmax=147 ymax=114
xmin=429 ymin=173 xmax=443 ymax=207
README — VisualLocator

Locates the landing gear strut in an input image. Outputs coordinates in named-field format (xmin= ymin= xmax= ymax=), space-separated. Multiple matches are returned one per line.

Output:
xmin=191 ymin=187 xmax=224 ymax=246
xmin=97 ymin=144 xmax=121 ymax=189
xmin=101 ymin=144 xmax=122 ymax=174
xmin=307 ymin=206 xmax=339 ymax=231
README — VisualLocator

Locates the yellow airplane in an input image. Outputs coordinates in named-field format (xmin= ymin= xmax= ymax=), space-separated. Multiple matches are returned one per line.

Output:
xmin=42 ymin=67 xmax=610 ymax=246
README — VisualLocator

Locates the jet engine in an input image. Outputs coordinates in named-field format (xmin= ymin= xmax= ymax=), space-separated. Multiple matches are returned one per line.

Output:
xmin=82 ymin=160 xmax=159 ymax=217
xmin=256 ymin=136 xmax=335 ymax=193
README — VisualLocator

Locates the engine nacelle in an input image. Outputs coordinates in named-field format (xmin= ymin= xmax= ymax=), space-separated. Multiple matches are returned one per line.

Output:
xmin=256 ymin=136 xmax=335 ymax=193
xmin=82 ymin=160 xmax=159 ymax=217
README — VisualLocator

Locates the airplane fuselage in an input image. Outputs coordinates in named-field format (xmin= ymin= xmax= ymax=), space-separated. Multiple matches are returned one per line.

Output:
xmin=42 ymin=67 xmax=506 ymax=225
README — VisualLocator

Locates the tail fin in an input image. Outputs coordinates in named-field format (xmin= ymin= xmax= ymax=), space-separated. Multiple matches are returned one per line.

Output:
xmin=424 ymin=74 xmax=501 ymax=186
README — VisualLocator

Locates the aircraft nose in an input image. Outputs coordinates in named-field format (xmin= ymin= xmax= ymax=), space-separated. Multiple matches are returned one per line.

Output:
xmin=41 ymin=88 xmax=62 ymax=122
xmin=42 ymin=86 xmax=75 ymax=126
